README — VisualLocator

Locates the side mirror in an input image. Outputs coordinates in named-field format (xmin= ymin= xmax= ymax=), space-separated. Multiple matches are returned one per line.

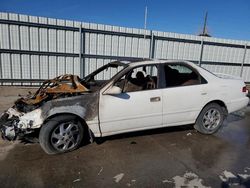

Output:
xmin=104 ymin=86 xmax=122 ymax=95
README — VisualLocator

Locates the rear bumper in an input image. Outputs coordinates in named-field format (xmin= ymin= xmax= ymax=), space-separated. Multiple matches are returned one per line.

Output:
xmin=227 ymin=97 xmax=249 ymax=113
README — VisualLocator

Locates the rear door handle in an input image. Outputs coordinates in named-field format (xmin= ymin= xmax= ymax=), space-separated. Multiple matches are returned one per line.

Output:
xmin=150 ymin=97 xmax=161 ymax=102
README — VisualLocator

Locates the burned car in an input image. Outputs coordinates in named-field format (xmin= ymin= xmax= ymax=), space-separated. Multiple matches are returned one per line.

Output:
xmin=0 ymin=60 xmax=249 ymax=154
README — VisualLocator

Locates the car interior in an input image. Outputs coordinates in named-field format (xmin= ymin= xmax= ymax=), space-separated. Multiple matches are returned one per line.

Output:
xmin=164 ymin=64 xmax=200 ymax=87
xmin=113 ymin=65 xmax=158 ymax=93
xmin=122 ymin=65 xmax=158 ymax=92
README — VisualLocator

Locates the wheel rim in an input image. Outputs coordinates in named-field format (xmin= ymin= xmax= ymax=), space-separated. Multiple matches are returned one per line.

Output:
xmin=51 ymin=122 xmax=81 ymax=151
xmin=202 ymin=108 xmax=221 ymax=130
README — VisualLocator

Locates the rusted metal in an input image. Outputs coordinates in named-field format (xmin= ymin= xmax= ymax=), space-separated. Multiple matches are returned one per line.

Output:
xmin=16 ymin=74 xmax=88 ymax=105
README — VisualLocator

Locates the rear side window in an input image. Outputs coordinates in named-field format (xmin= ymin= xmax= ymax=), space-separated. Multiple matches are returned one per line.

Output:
xmin=163 ymin=64 xmax=207 ymax=88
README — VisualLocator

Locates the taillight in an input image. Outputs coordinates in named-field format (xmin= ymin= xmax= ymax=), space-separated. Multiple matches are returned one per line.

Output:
xmin=242 ymin=86 xmax=248 ymax=93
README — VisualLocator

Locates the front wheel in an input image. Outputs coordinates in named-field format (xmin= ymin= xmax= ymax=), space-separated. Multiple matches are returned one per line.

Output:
xmin=39 ymin=115 xmax=84 ymax=154
xmin=194 ymin=103 xmax=225 ymax=134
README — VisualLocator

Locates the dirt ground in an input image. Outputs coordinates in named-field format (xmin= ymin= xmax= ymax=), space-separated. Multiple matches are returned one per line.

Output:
xmin=0 ymin=86 xmax=250 ymax=187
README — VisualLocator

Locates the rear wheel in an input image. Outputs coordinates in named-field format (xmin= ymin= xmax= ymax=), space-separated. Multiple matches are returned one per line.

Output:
xmin=39 ymin=115 xmax=84 ymax=154
xmin=194 ymin=103 xmax=225 ymax=134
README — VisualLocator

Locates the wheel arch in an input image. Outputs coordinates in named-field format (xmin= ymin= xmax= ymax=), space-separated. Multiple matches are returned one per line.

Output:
xmin=195 ymin=99 xmax=228 ymax=123
xmin=194 ymin=100 xmax=228 ymax=134
xmin=204 ymin=100 xmax=228 ymax=115
xmin=44 ymin=112 xmax=95 ymax=142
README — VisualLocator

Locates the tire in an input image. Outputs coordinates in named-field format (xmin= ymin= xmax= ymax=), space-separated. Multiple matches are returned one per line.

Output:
xmin=39 ymin=114 xmax=84 ymax=154
xmin=194 ymin=103 xmax=225 ymax=134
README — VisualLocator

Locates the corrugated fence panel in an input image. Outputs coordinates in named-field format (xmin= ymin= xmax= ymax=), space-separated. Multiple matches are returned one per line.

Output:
xmin=40 ymin=55 xmax=49 ymax=79
xmin=0 ymin=12 xmax=250 ymax=84
xmin=245 ymin=49 xmax=250 ymax=64
xmin=202 ymin=45 xmax=244 ymax=63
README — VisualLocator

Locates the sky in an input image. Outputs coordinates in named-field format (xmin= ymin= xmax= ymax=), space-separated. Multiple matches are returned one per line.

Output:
xmin=0 ymin=0 xmax=250 ymax=41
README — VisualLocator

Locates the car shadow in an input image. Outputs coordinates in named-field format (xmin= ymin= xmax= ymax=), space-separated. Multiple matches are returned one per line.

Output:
xmin=95 ymin=124 xmax=194 ymax=144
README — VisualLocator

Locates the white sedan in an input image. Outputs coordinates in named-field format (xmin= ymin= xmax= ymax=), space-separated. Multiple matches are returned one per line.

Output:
xmin=0 ymin=60 xmax=249 ymax=154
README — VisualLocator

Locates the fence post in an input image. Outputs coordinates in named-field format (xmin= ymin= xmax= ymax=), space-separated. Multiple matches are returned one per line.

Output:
xmin=198 ymin=38 xmax=204 ymax=66
xmin=0 ymin=54 xmax=2 ymax=85
xmin=79 ymin=24 xmax=85 ymax=78
xmin=240 ymin=43 xmax=247 ymax=77
xmin=149 ymin=30 xmax=155 ymax=59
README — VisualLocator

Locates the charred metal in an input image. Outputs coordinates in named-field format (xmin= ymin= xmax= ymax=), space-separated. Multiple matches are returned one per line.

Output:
xmin=14 ymin=74 xmax=88 ymax=113
xmin=0 ymin=74 xmax=98 ymax=140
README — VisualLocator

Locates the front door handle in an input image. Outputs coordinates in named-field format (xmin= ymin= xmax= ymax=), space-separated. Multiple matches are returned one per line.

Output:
xmin=150 ymin=97 xmax=161 ymax=102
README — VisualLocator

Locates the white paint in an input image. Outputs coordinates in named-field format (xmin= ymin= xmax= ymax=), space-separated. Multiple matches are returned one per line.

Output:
xmin=113 ymin=173 xmax=124 ymax=183
xmin=100 ymin=88 xmax=162 ymax=135
xmin=6 ymin=107 xmax=23 ymax=118
xmin=98 ymin=60 xmax=248 ymax=137
xmin=2 ymin=107 xmax=44 ymax=129
xmin=214 ymin=73 xmax=241 ymax=80
xmin=18 ymin=108 xmax=43 ymax=129
xmin=172 ymin=172 xmax=211 ymax=188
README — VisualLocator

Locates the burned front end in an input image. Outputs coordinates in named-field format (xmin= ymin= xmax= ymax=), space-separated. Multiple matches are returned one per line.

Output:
xmin=0 ymin=74 xmax=89 ymax=140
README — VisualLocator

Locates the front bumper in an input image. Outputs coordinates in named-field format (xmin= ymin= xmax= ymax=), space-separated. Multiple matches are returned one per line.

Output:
xmin=0 ymin=107 xmax=42 ymax=140
xmin=0 ymin=112 xmax=19 ymax=140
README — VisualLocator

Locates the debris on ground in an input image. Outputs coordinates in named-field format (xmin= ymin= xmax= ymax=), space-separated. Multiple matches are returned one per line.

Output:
xmin=162 ymin=179 xmax=173 ymax=183
xmin=97 ymin=167 xmax=103 ymax=176
xmin=73 ymin=178 xmax=81 ymax=183
xmin=113 ymin=173 xmax=124 ymax=183
xmin=126 ymin=179 xmax=136 ymax=187
xmin=172 ymin=172 xmax=210 ymax=188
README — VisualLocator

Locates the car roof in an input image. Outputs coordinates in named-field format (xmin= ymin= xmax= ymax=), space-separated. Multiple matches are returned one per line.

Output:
xmin=121 ymin=59 xmax=195 ymax=67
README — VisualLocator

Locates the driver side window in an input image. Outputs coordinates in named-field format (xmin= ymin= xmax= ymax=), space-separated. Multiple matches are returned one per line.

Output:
xmin=115 ymin=65 xmax=158 ymax=92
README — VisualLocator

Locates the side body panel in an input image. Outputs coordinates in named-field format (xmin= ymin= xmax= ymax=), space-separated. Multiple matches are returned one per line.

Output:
xmin=99 ymin=89 xmax=163 ymax=136
xmin=162 ymin=84 xmax=210 ymax=126
xmin=217 ymin=79 xmax=249 ymax=113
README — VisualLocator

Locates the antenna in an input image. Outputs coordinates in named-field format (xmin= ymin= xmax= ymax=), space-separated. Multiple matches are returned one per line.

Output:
xmin=202 ymin=11 xmax=208 ymax=35
xmin=199 ymin=11 xmax=211 ymax=37
xmin=144 ymin=6 xmax=147 ymax=39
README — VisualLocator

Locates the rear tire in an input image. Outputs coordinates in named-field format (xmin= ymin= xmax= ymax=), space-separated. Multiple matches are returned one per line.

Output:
xmin=39 ymin=115 xmax=84 ymax=154
xmin=194 ymin=103 xmax=225 ymax=134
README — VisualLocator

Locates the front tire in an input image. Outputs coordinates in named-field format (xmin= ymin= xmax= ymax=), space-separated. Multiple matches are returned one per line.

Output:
xmin=194 ymin=103 xmax=225 ymax=134
xmin=39 ymin=115 xmax=84 ymax=154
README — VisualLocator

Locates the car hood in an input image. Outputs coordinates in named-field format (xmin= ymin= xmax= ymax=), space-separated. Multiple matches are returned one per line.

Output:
xmin=14 ymin=74 xmax=89 ymax=113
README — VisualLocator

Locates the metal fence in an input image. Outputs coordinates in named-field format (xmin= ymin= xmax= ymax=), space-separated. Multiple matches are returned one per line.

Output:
xmin=0 ymin=12 xmax=250 ymax=85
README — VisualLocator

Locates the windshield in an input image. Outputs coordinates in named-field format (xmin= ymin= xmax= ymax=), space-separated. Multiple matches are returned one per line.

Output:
xmin=81 ymin=61 xmax=127 ymax=91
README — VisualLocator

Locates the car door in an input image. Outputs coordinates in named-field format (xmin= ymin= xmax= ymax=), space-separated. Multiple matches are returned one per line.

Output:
xmin=99 ymin=64 xmax=163 ymax=136
xmin=161 ymin=63 xmax=209 ymax=126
